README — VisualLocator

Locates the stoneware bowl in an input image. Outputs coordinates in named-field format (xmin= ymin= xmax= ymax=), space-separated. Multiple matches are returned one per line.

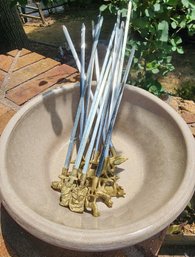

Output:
xmin=0 ymin=83 xmax=195 ymax=251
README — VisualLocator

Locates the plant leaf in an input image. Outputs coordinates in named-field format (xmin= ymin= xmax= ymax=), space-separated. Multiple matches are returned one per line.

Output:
xmin=167 ymin=225 xmax=182 ymax=234
xmin=171 ymin=21 xmax=177 ymax=29
xmin=99 ymin=4 xmax=107 ymax=12
xmin=177 ymin=46 xmax=184 ymax=54
xmin=154 ymin=3 xmax=161 ymax=12
xmin=181 ymin=0 xmax=189 ymax=7
xmin=158 ymin=20 xmax=169 ymax=42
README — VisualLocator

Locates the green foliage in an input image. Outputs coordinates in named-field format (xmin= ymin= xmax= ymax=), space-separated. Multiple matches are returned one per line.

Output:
xmin=167 ymin=224 xmax=182 ymax=234
xmin=11 ymin=0 xmax=27 ymax=7
xmin=100 ymin=0 xmax=195 ymax=96
xmin=174 ymin=202 xmax=195 ymax=225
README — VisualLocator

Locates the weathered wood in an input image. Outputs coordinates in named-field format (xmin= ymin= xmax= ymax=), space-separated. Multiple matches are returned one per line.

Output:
xmin=164 ymin=234 xmax=195 ymax=245
xmin=35 ymin=2 xmax=46 ymax=24
xmin=19 ymin=13 xmax=42 ymax=20
xmin=17 ymin=2 xmax=45 ymax=24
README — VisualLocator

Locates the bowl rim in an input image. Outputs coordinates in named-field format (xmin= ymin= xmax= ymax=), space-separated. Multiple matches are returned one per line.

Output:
xmin=0 ymin=83 xmax=195 ymax=251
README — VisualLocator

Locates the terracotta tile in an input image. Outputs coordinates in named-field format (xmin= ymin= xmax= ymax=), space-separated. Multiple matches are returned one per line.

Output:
xmin=0 ymin=70 xmax=6 ymax=88
xmin=7 ymin=49 xmax=19 ymax=57
xmin=7 ymin=48 xmax=30 ymax=57
xmin=0 ymin=109 xmax=16 ymax=135
xmin=0 ymin=54 xmax=14 ymax=72
xmin=0 ymin=103 xmax=13 ymax=116
xmin=0 ymin=103 xmax=16 ymax=134
xmin=6 ymin=64 xmax=77 ymax=105
xmin=13 ymin=52 xmax=45 ymax=71
xmin=6 ymin=58 xmax=60 ymax=90
xmin=20 ymin=48 xmax=31 ymax=56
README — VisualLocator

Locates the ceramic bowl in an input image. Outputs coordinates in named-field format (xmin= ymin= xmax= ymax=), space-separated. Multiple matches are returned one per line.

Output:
xmin=0 ymin=83 xmax=195 ymax=251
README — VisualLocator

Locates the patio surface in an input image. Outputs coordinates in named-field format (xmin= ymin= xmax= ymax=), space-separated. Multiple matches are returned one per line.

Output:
xmin=0 ymin=48 xmax=195 ymax=257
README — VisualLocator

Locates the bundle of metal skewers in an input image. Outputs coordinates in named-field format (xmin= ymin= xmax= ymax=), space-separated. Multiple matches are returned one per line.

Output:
xmin=51 ymin=1 xmax=135 ymax=217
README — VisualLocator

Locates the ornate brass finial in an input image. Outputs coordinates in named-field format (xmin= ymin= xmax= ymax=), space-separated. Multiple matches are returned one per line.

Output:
xmin=51 ymin=152 xmax=127 ymax=217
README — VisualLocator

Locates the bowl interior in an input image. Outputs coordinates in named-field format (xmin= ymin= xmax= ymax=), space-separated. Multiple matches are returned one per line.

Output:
xmin=1 ymin=84 xmax=193 ymax=250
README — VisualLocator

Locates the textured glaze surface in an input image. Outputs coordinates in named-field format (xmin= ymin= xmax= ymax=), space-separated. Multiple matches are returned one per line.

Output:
xmin=0 ymin=84 xmax=195 ymax=251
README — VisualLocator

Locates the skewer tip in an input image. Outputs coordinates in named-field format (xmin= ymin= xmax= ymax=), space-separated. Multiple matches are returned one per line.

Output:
xmin=81 ymin=23 xmax=86 ymax=30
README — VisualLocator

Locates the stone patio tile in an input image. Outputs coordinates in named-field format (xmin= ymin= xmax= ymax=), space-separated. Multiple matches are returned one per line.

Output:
xmin=13 ymin=52 xmax=45 ymax=71
xmin=0 ymin=54 xmax=14 ymax=72
xmin=189 ymin=125 xmax=195 ymax=136
xmin=6 ymin=64 xmax=77 ymax=105
xmin=180 ymin=110 xmax=195 ymax=124
xmin=6 ymin=58 xmax=60 ymax=90
xmin=179 ymin=100 xmax=195 ymax=114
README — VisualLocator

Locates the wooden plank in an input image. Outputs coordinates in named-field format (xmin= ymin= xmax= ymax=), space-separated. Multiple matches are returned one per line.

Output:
xmin=6 ymin=58 xmax=60 ymax=90
xmin=164 ymin=234 xmax=195 ymax=245
xmin=6 ymin=64 xmax=77 ymax=105
xmin=19 ymin=13 xmax=41 ymax=20
xmin=13 ymin=52 xmax=45 ymax=71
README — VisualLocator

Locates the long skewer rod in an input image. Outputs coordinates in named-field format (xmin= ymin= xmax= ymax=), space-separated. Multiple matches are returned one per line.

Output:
xmin=82 ymin=78 xmax=112 ymax=175
xmin=96 ymin=0 xmax=134 ymax=175
xmin=79 ymin=23 xmax=86 ymax=140
xmin=96 ymin=47 xmax=135 ymax=177
xmin=92 ymin=20 xmax=100 ymax=81
xmin=106 ymin=46 xmax=135 ymax=155
xmin=62 ymin=25 xmax=81 ymax=72
xmin=72 ymin=24 xmax=117 ymax=169
xmin=84 ymin=17 xmax=103 ymax=120
xmin=63 ymin=92 xmax=84 ymax=170
xmin=94 ymin=93 xmax=110 ymax=152
xmin=64 ymin=2 xmax=133 ymax=174
xmin=114 ymin=1 xmax=132 ymax=92
xmin=108 ymin=23 xmax=124 ymax=126
xmin=63 ymin=21 xmax=116 ymax=170
xmin=73 ymin=54 xmax=113 ymax=170
xmin=82 ymin=51 xmax=116 ymax=174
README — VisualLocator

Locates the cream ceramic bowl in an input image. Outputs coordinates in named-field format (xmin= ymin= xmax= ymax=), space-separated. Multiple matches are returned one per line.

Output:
xmin=0 ymin=83 xmax=195 ymax=251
